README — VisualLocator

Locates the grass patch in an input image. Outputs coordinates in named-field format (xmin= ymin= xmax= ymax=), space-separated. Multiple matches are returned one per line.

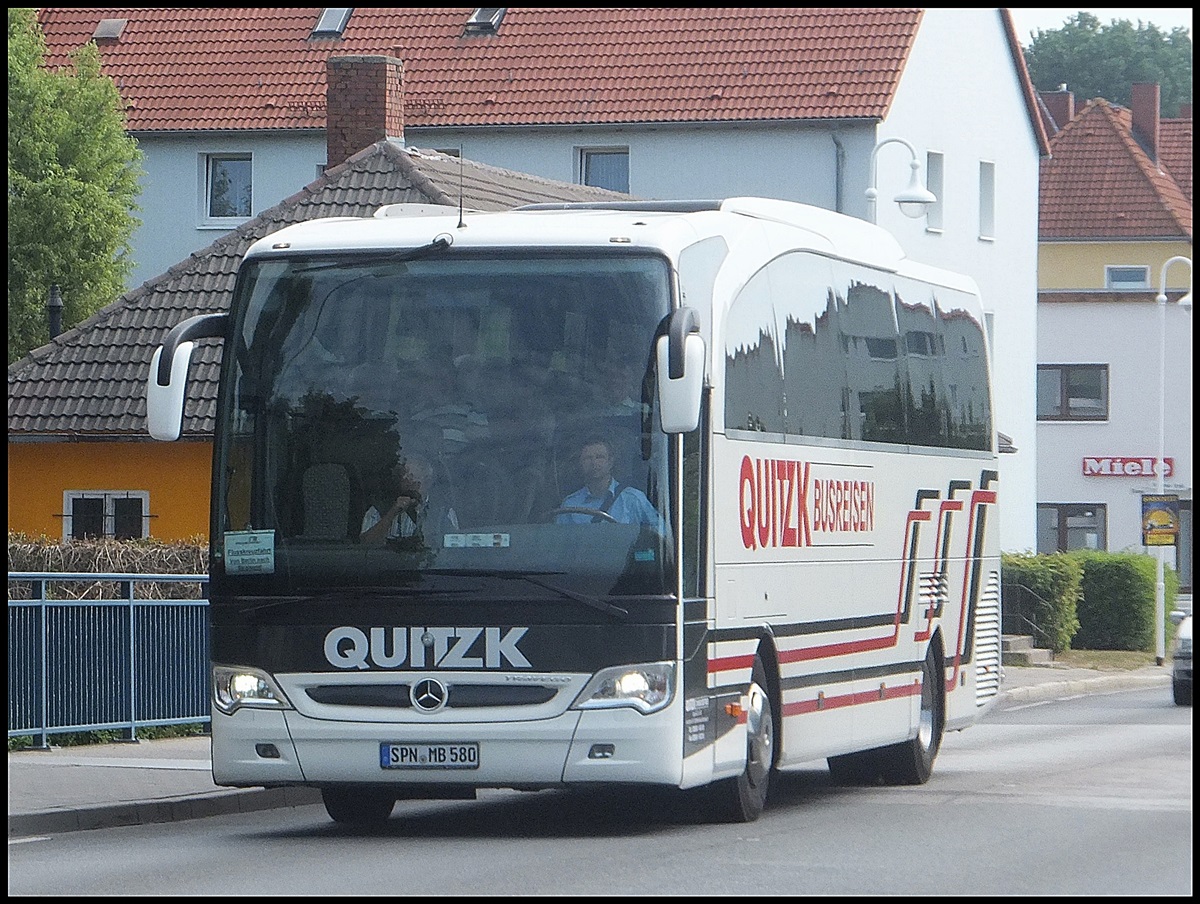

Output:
xmin=1052 ymin=648 xmax=1159 ymax=670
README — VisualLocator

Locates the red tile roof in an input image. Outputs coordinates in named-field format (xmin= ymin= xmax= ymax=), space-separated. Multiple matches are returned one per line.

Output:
xmin=1039 ymin=99 xmax=1192 ymax=240
xmin=37 ymin=7 xmax=926 ymax=131
xmin=1160 ymin=118 xmax=1193 ymax=203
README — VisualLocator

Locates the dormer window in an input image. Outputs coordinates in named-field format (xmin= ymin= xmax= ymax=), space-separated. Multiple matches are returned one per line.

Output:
xmin=311 ymin=8 xmax=353 ymax=39
xmin=464 ymin=8 xmax=506 ymax=35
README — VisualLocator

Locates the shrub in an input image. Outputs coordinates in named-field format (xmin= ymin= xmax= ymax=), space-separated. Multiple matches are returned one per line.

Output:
xmin=1072 ymin=551 xmax=1178 ymax=651
xmin=1001 ymin=552 xmax=1081 ymax=653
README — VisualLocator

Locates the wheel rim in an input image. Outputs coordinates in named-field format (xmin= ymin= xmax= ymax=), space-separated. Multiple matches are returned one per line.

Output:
xmin=745 ymin=680 xmax=773 ymax=790
xmin=917 ymin=657 xmax=937 ymax=750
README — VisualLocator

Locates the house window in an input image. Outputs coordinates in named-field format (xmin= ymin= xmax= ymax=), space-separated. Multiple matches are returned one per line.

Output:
xmin=1037 ymin=503 xmax=1107 ymax=553
xmin=203 ymin=154 xmax=252 ymax=221
xmin=978 ymin=160 xmax=995 ymax=240
xmin=63 ymin=491 xmax=150 ymax=541
xmin=1105 ymin=265 xmax=1150 ymax=290
xmin=925 ymin=151 xmax=944 ymax=231
xmin=1037 ymin=364 xmax=1108 ymax=420
xmin=580 ymin=148 xmax=630 ymax=193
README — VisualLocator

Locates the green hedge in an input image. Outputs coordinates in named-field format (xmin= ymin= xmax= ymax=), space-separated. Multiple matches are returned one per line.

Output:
xmin=1001 ymin=552 xmax=1081 ymax=653
xmin=1070 ymin=551 xmax=1179 ymax=651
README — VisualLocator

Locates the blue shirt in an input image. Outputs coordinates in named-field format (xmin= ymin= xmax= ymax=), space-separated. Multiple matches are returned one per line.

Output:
xmin=556 ymin=479 xmax=662 ymax=529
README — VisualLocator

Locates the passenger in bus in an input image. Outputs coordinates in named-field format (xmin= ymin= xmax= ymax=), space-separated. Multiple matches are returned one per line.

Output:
xmin=360 ymin=453 xmax=459 ymax=546
xmin=556 ymin=437 xmax=661 ymax=527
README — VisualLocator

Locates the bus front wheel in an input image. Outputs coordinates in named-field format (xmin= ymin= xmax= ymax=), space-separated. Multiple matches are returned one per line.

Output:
xmin=704 ymin=655 xmax=775 ymax=822
xmin=321 ymin=787 xmax=396 ymax=825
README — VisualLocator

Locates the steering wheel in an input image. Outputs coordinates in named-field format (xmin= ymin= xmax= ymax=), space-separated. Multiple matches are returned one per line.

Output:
xmin=546 ymin=506 xmax=619 ymax=524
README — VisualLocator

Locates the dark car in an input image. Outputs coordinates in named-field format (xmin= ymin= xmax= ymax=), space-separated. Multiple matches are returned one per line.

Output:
xmin=1170 ymin=610 xmax=1192 ymax=706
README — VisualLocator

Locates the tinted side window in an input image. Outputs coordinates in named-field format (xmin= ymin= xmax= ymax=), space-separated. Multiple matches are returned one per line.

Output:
xmin=937 ymin=289 xmax=992 ymax=450
xmin=841 ymin=274 xmax=904 ymax=444
xmin=776 ymin=253 xmax=847 ymax=440
xmin=724 ymin=266 xmax=784 ymax=433
xmin=895 ymin=278 xmax=950 ymax=447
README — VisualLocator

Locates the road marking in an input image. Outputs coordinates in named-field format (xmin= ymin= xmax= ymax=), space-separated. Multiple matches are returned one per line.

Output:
xmin=8 ymin=836 xmax=51 ymax=845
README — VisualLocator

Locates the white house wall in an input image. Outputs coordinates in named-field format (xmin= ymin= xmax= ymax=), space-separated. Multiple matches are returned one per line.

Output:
xmin=128 ymin=132 xmax=326 ymax=290
xmin=1038 ymin=299 xmax=1193 ymax=560
xmin=406 ymin=122 xmax=873 ymax=217
xmin=881 ymin=7 xmax=1041 ymax=553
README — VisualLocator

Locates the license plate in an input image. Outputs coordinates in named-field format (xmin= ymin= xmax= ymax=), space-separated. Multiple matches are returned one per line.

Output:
xmin=380 ymin=742 xmax=480 ymax=770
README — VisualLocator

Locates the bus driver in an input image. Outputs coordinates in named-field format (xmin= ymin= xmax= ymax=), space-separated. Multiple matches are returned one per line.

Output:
xmin=555 ymin=437 xmax=661 ymax=526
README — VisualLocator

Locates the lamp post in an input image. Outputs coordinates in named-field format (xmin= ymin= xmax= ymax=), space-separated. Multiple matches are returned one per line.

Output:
xmin=1155 ymin=255 xmax=1192 ymax=664
xmin=865 ymin=137 xmax=937 ymax=224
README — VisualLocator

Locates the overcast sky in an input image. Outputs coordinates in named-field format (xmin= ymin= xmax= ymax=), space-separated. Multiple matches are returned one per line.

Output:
xmin=1006 ymin=8 xmax=1193 ymax=42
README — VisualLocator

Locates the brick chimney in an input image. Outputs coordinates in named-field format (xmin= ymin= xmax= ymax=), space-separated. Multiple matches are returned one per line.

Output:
xmin=325 ymin=55 xmax=405 ymax=170
xmin=1130 ymin=82 xmax=1160 ymax=162
xmin=1039 ymin=86 xmax=1075 ymax=132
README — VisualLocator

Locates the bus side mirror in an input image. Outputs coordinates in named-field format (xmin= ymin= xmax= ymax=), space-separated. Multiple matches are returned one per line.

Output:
xmin=147 ymin=343 xmax=193 ymax=441
xmin=146 ymin=313 xmax=228 ymax=441
xmin=656 ymin=307 xmax=705 ymax=434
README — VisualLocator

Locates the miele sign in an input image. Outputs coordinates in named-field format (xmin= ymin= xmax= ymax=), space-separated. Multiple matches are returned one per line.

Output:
xmin=1082 ymin=457 xmax=1174 ymax=478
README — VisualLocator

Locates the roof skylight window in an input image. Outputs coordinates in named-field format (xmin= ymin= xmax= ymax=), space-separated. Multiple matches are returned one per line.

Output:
xmin=92 ymin=18 xmax=127 ymax=41
xmin=311 ymin=8 xmax=353 ymax=39
xmin=464 ymin=8 xmax=506 ymax=35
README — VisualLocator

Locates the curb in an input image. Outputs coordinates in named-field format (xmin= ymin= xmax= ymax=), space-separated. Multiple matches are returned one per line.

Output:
xmin=997 ymin=671 xmax=1170 ymax=706
xmin=8 ymin=786 xmax=322 ymax=839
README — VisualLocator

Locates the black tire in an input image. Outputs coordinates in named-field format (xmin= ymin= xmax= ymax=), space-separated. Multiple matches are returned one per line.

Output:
xmin=321 ymin=787 xmax=396 ymax=825
xmin=876 ymin=646 xmax=945 ymax=785
xmin=704 ymin=655 xmax=775 ymax=822
xmin=1173 ymin=680 xmax=1192 ymax=706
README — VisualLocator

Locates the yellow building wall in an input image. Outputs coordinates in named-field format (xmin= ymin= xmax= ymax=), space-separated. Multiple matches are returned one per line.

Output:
xmin=7 ymin=441 xmax=213 ymax=542
xmin=1038 ymin=240 xmax=1193 ymax=290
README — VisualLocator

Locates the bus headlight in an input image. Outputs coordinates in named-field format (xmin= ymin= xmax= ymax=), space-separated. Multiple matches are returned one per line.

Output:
xmin=212 ymin=665 xmax=292 ymax=715
xmin=572 ymin=662 xmax=675 ymax=714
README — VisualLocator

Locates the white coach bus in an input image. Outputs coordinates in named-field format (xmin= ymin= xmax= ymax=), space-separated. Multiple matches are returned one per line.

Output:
xmin=147 ymin=197 xmax=1000 ymax=825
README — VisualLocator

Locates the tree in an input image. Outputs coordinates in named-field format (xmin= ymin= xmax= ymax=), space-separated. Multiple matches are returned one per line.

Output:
xmin=1023 ymin=13 xmax=1192 ymax=117
xmin=7 ymin=8 xmax=143 ymax=364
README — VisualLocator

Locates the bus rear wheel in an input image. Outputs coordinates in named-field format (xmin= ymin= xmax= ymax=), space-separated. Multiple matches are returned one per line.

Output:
xmin=705 ymin=655 xmax=775 ymax=823
xmin=321 ymin=787 xmax=396 ymax=825
xmin=877 ymin=646 xmax=944 ymax=785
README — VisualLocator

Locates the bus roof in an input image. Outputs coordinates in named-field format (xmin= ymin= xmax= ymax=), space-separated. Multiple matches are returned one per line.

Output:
xmin=243 ymin=197 xmax=973 ymax=292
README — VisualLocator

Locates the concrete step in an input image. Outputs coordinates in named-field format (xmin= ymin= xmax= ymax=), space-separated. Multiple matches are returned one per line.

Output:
xmin=1002 ymin=634 xmax=1036 ymax=653
xmin=1002 ymin=648 xmax=1055 ymax=666
xmin=1002 ymin=635 xmax=1054 ymax=666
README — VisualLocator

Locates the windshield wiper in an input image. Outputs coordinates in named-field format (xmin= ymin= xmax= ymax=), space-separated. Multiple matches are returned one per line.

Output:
xmin=291 ymin=233 xmax=453 ymax=274
xmin=426 ymin=568 xmax=630 ymax=619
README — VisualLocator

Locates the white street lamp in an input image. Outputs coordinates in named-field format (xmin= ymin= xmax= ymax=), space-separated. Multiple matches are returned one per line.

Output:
xmin=1154 ymin=255 xmax=1192 ymax=664
xmin=865 ymin=137 xmax=937 ymax=224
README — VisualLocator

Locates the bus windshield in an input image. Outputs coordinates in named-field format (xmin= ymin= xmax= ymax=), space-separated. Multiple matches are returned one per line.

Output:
xmin=213 ymin=251 xmax=675 ymax=603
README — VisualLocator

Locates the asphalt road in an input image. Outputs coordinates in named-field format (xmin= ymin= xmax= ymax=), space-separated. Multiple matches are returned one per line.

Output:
xmin=7 ymin=686 xmax=1191 ymax=896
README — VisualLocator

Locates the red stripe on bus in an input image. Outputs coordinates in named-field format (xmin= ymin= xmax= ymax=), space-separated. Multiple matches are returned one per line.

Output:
xmin=781 ymin=680 xmax=921 ymax=717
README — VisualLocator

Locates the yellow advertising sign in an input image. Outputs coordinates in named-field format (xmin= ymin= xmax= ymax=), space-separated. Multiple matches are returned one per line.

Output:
xmin=1141 ymin=494 xmax=1180 ymax=546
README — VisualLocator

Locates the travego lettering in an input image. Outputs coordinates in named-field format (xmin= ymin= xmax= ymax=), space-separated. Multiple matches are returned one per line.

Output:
xmin=324 ymin=625 xmax=531 ymax=670
xmin=739 ymin=455 xmax=874 ymax=550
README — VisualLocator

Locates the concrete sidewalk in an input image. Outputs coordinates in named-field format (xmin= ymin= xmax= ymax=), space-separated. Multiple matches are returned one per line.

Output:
xmin=7 ymin=663 xmax=1172 ymax=838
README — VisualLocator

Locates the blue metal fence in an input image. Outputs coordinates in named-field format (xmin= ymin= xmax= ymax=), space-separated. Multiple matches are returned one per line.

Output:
xmin=8 ymin=572 xmax=209 ymax=748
